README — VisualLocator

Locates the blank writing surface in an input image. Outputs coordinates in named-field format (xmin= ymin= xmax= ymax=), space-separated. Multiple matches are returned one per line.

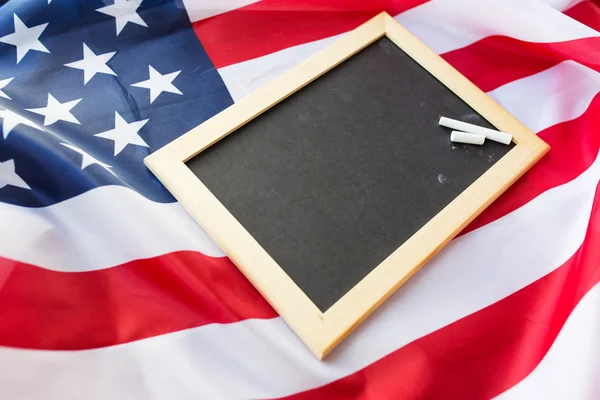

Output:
xmin=186 ymin=37 xmax=513 ymax=311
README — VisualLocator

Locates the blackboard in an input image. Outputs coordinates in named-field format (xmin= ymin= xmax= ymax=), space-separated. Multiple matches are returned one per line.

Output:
xmin=146 ymin=12 xmax=548 ymax=359
xmin=186 ymin=37 xmax=514 ymax=312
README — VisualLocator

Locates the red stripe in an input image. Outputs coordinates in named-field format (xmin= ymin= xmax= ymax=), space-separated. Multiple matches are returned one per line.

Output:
xmin=193 ymin=0 xmax=427 ymax=68
xmin=564 ymin=0 xmax=600 ymax=32
xmin=283 ymin=182 xmax=600 ymax=400
xmin=0 ymin=252 xmax=275 ymax=350
xmin=442 ymin=36 xmax=600 ymax=93
xmin=464 ymin=93 xmax=600 ymax=234
xmin=197 ymin=0 xmax=600 ymax=96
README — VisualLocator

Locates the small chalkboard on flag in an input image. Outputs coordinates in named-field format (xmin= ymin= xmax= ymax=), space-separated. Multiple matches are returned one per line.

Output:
xmin=145 ymin=12 xmax=549 ymax=359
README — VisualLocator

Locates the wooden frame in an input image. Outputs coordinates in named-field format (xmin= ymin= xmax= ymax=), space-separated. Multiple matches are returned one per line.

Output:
xmin=144 ymin=12 xmax=549 ymax=359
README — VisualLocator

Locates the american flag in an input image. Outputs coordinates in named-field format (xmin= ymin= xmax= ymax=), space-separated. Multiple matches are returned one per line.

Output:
xmin=1 ymin=0 xmax=599 ymax=398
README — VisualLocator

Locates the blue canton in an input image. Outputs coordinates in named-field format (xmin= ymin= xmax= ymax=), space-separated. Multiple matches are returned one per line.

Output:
xmin=0 ymin=0 xmax=234 ymax=207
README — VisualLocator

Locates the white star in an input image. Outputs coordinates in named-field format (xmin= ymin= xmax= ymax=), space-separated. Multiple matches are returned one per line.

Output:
xmin=97 ymin=0 xmax=147 ymax=36
xmin=0 ymin=77 xmax=14 ymax=99
xmin=60 ymin=143 xmax=116 ymax=174
xmin=0 ymin=159 xmax=30 ymax=190
xmin=0 ymin=14 xmax=49 ymax=63
xmin=0 ymin=108 xmax=43 ymax=139
xmin=94 ymin=111 xmax=149 ymax=156
xmin=26 ymin=93 xmax=82 ymax=126
xmin=131 ymin=65 xmax=182 ymax=103
xmin=65 ymin=43 xmax=117 ymax=84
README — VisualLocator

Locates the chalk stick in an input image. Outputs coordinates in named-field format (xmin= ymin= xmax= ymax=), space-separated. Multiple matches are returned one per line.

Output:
xmin=450 ymin=130 xmax=485 ymax=145
xmin=439 ymin=117 xmax=512 ymax=145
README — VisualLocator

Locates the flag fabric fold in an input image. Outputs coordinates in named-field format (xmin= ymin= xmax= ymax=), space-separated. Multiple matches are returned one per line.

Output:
xmin=1 ymin=0 xmax=599 ymax=399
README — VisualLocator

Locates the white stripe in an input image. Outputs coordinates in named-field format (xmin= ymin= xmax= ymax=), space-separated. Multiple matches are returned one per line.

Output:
xmin=179 ymin=0 xmax=584 ymax=26
xmin=218 ymin=0 xmax=598 ymax=102
xmin=219 ymin=35 xmax=342 ymax=102
xmin=180 ymin=0 xmax=260 ymax=22
xmin=2 ymin=147 xmax=598 ymax=399
xmin=495 ymin=282 xmax=600 ymax=400
xmin=396 ymin=0 xmax=598 ymax=55
xmin=489 ymin=61 xmax=600 ymax=133
xmin=538 ymin=0 xmax=585 ymax=11
xmin=0 ymin=185 xmax=224 ymax=271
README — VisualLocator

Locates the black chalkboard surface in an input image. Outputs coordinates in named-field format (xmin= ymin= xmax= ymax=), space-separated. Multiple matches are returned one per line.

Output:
xmin=186 ymin=37 xmax=513 ymax=312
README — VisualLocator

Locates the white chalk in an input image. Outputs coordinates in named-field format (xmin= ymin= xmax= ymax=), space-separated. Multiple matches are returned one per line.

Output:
xmin=450 ymin=130 xmax=486 ymax=145
xmin=439 ymin=117 xmax=512 ymax=145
